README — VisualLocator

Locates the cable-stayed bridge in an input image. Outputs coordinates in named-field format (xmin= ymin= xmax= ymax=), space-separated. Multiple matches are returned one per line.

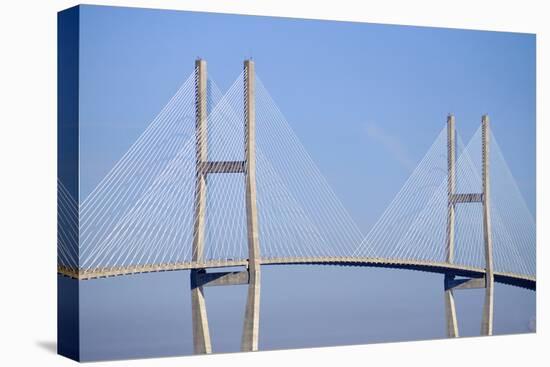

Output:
xmin=58 ymin=59 xmax=536 ymax=354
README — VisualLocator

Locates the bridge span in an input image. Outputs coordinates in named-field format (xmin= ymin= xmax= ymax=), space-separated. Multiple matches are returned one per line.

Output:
xmin=57 ymin=257 xmax=536 ymax=290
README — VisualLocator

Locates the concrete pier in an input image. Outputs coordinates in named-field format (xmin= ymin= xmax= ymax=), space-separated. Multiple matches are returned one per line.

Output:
xmin=444 ymin=114 xmax=459 ymax=338
xmin=242 ymin=59 xmax=262 ymax=352
xmin=481 ymin=114 xmax=494 ymax=336
xmin=191 ymin=59 xmax=212 ymax=354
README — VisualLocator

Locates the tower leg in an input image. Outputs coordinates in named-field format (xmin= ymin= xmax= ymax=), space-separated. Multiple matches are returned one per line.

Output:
xmin=242 ymin=269 xmax=261 ymax=351
xmin=241 ymin=59 xmax=261 ymax=352
xmin=481 ymin=114 xmax=494 ymax=336
xmin=444 ymin=284 xmax=459 ymax=337
xmin=191 ymin=59 xmax=212 ymax=353
xmin=191 ymin=270 xmax=212 ymax=354
xmin=445 ymin=114 xmax=459 ymax=338
xmin=481 ymin=276 xmax=494 ymax=335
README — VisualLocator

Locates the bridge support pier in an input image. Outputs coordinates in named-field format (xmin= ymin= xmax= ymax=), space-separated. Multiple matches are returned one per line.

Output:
xmin=444 ymin=283 xmax=459 ymax=337
xmin=445 ymin=114 xmax=459 ymax=338
xmin=481 ymin=114 xmax=494 ymax=336
xmin=242 ymin=268 xmax=261 ymax=351
xmin=191 ymin=59 xmax=212 ymax=354
xmin=242 ymin=59 xmax=262 ymax=352
xmin=443 ymin=114 xmax=495 ymax=338
xmin=190 ymin=59 xmax=261 ymax=354
xmin=190 ymin=270 xmax=212 ymax=353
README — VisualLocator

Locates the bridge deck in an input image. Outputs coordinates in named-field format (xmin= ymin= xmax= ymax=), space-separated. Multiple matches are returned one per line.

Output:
xmin=57 ymin=256 xmax=536 ymax=290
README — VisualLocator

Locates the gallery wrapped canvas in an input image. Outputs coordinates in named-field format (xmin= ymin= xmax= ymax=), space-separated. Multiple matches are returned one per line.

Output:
xmin=58 ymin=4 xmax=536 ymax=362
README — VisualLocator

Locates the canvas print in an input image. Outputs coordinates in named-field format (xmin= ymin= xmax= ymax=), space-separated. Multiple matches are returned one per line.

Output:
xmin=57 ymin=5 xmax=536 ymax=362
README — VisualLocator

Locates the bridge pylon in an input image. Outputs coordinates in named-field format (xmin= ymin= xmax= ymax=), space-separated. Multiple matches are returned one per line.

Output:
xmin=190 ymin=59 xmax=261 ymax=354
xmin=444 ymin=114 xmax=494 ymax=337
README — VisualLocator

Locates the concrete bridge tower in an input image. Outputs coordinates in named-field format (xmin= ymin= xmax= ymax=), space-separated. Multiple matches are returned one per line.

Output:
xmin=190 ymin=59 xmax=261 ymax=354
xmin=444 ymin=114 xmax=494 ymax=337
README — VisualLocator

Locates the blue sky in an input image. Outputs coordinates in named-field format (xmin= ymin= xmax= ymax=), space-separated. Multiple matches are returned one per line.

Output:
xmin=75 ymin=5 xmax=535 ymax=360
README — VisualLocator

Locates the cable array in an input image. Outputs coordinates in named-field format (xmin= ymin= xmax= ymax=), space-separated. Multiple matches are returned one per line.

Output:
xmin=354 ymin=124 xmax=535 ymax=277
xmin=57 ymin=65 xmax=535 ymax=280
xmin=57 ymin=179 xmax=79 ymax=269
